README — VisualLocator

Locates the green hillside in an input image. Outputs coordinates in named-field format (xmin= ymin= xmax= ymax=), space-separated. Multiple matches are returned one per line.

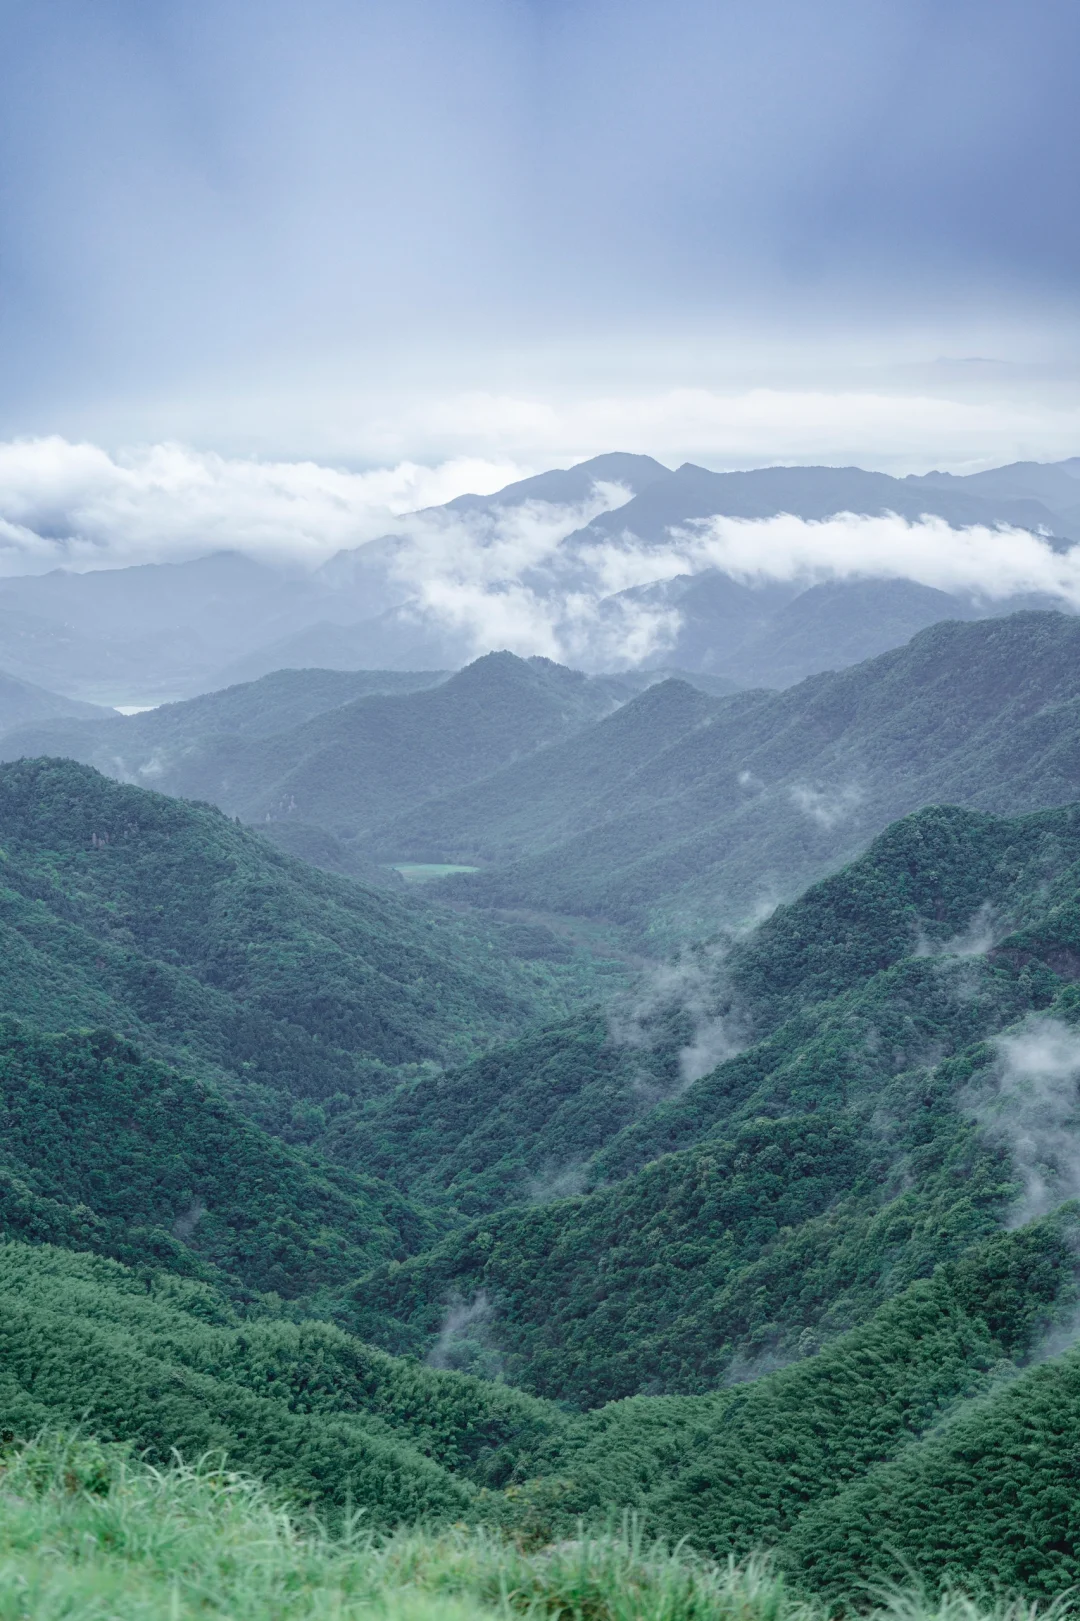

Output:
xmin=0 ymin=1242 xmax=546 ymax=1524
xmin=337 ymin=799 xmax=1080 ymax=1401
xmin=6 ymin=630 xmax=1080 ymax=1607
xmin=361 ymin=677 xmax=723 ymax=866
xmin=0 ymin=757 xmax=604 ymax=1119
xmin=0 ymin=1019 xmax=435 ymax=1296
xmin=3 ymin=654 xmax=631 ymax=841
xmin=0 ymin=1218 xmax=1078 ymax=1603
xmin=0 ymin=666 xmax=450 ymax=769
xmin=427 ymin=612 xmax=1080 ymax=943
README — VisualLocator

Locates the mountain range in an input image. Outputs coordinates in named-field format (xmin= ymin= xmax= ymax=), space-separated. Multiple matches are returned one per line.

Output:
xmin=1 ymin=450 xmax=1078 ymax=704
xmin=10 ymin=611 xmax=1080 ymax=952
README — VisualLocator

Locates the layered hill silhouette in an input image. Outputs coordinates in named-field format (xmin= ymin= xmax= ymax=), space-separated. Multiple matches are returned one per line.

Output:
xmin=0 ymin=668 xmax=110 ymax=733
xmin=0 ymin=654 xmax=632 ymax=839
xmin=401 ymin=611 xmax=1080 ymax=940
xmin=5 ymin=452 xmax=1080 ymax=703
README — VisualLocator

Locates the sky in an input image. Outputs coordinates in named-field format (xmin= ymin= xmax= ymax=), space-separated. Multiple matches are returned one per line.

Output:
xmin=1 ymin=1 xmax=1079 ymax=494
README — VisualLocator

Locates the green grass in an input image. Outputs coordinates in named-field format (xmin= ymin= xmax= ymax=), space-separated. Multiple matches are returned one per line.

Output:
xmin=0 ymin=1430 xmax=1055 ymax=1621
xmin=392 ymin=864 xmax=480 ymax=884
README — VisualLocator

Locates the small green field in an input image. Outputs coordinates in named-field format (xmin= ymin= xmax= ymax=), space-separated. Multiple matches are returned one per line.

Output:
xmin=391 ymin=863 xmax=480 ymax=884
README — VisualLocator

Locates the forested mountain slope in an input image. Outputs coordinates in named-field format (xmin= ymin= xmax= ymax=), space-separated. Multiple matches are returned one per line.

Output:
xmin=2 ymin=654 xmax=630 ymax=841
xmin=0 ymin=667 xmax=449 ymax=774
xmin=436 ymin=611 xmax=1080 ymax=942
xmin=5 ymin=1218 xmax=1080 ymax=1601
xmin=363 ymin=677 xmax=723 ymax=866
xmin=2 ymin=783 xmax=1080 ymax=1599
xmin=341 ymin=799 xmax=1080 ymax=1402
xmin=0 ymin=758 xmax=597 ymax=1121
xmin=0 ymin=1020 xmax=434 ymax=1296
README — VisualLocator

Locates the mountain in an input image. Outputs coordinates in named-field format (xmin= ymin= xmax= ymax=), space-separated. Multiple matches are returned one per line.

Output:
xmin=2 ymin=654 xmax=632 ymax=841
xmin=625 ymin=575 xmax=988 ymax=684
xmin=0 ymin=455 xmax=1075 ymax=706
xmin=6 ymin=777 xmax=1080 ymax=1599
xmin=0 ymin=666 xmax=449 ymax=784
xmin=210 ymin=623 xmax=452 ymax=686
xmin=437 ymin=451 xmax=670 ymax=515
xmin=203 ymin=456 xmax=1080 ymax=691
xmin=0 ymin=757 xmax=598 ymax=1122
xmin=0 ymin=1241 xmax=550 ymax=1525
xmin=0 ymin=552 xmax=294 ymax=646
xmin=361 ymin=675 xmax=723 ymax=868
xmin=561 ymin=460 xmax=1073 ymax=553
xmin=429 ymin=611 xmax=1080 ymax=942
xmin=0 ymin=553 xmax=304 ymax=704
xmin=0 ymin=668 xmax=110 ymax=732
xmin=340 ymin=797 xmax=1080 ymax=1406
xmin=0 ymin=1019 xmax=433 ymax=1297
xmin=6 ymin=1217 xmax=1080 ymax=1602
xmin=907 ymin=455 xmax=1080 ymax=520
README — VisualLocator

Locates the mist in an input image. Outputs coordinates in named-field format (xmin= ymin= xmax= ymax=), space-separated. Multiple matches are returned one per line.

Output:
xmin=968 ymin=1018 xmax=1080 ymax=1227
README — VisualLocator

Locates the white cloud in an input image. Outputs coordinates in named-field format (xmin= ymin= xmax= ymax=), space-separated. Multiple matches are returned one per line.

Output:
xmin=391 ymin=383 xmax=1080 ymax=475
xmin=968 ymin=1019 xmax=1080 ymax=1226
xmin=0 ymin=437 xmax=528 ymax=573
xmin=788 ymin=783 xmax=864 ymax=830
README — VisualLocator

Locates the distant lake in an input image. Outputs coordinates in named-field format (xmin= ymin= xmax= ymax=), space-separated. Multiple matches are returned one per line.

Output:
xmin=390 ymin=863 xmax=480 ymax=884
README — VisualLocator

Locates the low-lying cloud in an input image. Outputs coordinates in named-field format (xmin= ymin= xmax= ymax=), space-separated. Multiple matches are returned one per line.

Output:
xmin=967 ymin=1018 xmax=1080 ymax=1226
xmin=3 ymin=434 xmax=1080 ymax=670
xmin=788 ymin=783 xmax=864 ymax=831
xmin=0 ymin=437 xmax=527 ymax=573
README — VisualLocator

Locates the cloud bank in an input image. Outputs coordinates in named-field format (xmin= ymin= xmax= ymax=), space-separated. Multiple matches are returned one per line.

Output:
xmin=375 ymin=502 xmax=1080 ymax=669
xmin=0 ymin=438 xmax=528 ymax=573
xmin=1 ymin=434 xmax=1078 ymax=670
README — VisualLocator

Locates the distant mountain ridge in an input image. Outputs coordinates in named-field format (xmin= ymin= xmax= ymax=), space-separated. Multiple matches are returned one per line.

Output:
xmin=2 ymin=451 xmax=1079 ymax=702
xmin=415 ymin=611 xmax=1080 ymax=942
xmin=0 ymin=654 xmax=635 ymax=840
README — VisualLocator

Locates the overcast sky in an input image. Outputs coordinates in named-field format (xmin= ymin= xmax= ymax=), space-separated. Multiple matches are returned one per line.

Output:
xmin=2 ymin=0 xmax=1079 ymax=472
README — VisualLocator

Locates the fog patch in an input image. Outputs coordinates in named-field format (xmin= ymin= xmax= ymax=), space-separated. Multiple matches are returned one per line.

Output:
xmin=916 ymin=901 xmax=1001 ymax=959
xmin=611 ymin=939 xmax=752 ymax=1092
xmin=966 ymin=1018 xmax=1080 ymax=1226
xmin=172 ymin=1197 xmax=206 ymax=1241
xmin=426 ymin=1291 xmax=504 ymax=1379
xmin=789 ymin=782 xmax=863 ymax=830
xmin=526 ymin=1161 xmax=589 ymax=1204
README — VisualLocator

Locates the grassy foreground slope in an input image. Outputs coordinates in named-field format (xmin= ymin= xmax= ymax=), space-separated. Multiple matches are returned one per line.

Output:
xmin=0 ymin=1434 xmax=829 ymax=1621
xmin=0 ymin=1220 xmax=1079 ymax=1601
xmin=434 ymin=612 xmax=1080 ymax=941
